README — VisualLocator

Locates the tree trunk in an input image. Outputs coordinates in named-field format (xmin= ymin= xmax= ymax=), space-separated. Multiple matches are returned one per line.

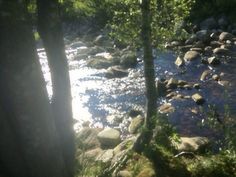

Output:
xmin=133 ymin=0 xmax=157 ymax=153
xmin=0 ymin=1 xmax=67 ymax=177
xmin=37 ymin=0 xmax=75 ymax=176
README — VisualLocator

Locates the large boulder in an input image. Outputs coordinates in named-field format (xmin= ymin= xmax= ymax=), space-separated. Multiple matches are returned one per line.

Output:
xmin=105 ymin=66 xmax=129 ymax=78
xmin=219 ymin=32 xmax=234 ymax=41
xmin=196 ymin=30 xmax=210 ymax=43
xmin=184 ymin=51 xmax=201 ymax=62
xmin=97 ymin=128 xmax=121 ymax=148
xmin=128 ymin=115 xmax=144 ymax=134
xmin=175 ymin=137 xmax=210 ymax=152
xmin=120 ymin=51 xmax=137 ymax=68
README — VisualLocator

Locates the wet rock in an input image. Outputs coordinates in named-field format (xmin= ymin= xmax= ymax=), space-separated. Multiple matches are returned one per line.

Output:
xmin=193 ymin=83 xmax=201 ymax=89
xmin=179 ymin=45 xmax=193 ymax=52
xmin=200 ymin=17 xmax=217 ymax=30
xmin=218 ymin=80 xmax=230 ymax=87
xmin=193 ymin=41 xmax=205 ymax=48
xmin=190 ymin=48 xmax=203 ymax=52
xmin=175 ymin=137 xmax=210 ymax=152
xmin=212 ymin=74 xmax=220 ymax=81
xmin=185 ymin=35 xmax=197 ymax=45
xmin=128 ymin=115 xmax=144 ymax=134
xmin=158 ymin=103 xmax=175 ymax=114
xmin=96 ymin=149 xmax=114 ymax=163
xmin=175 ymin=56 xmax=184 ymax=67
xmin=183 ymin=84 xmax=192 ymax=90
xmin=94 ymin=34 xmax=111 ymax=46
xmin=117 ymin=170 xmax=132 ymax=177
xmin=184 ymin=51 xmax=201 ymax=61
xmin=220 ymin=44 xmax=233 ymax=50
xmin=219 ymin=32 xmax=234 ymax=41
xmin=166 ymin=92 xmax=177 ymax=99
xmin=210 ymin=32 xmax=218 ymax=40
xmin=172 ymin=94 xmax=185 ymax=100
xmin=120 ymin=51 xmax=137 ymax=68
xmin=178 ymin=80 xmax=188 ymax=86
xmin=213 ymin=47 xmax=229 ymax=55
xmin=192 ymin=93 xmax=205 ymax=104
xmin=208 ymin=56 xmax=220 ymax=65
xmin=204 ymin=46 xmax=213 ymax=55
xmin=166 ymin=78 xmax=178 ymax=89
xmin=69 ymin=41 xmax=86 ymax=49
xmin=200 ymin=70 xmax=211 ymax=81
xmin=97 ymin=128 xmax=121 ymax=148
xmin=105 ymin=66 xmax=128 ymax=78
xmin=210 ymin=41 xmax=222 ymax=48
xmin=87 ymin=56 xmax=114 ymax=69
xmin=196 ymin=30 xmax=210 ymax=42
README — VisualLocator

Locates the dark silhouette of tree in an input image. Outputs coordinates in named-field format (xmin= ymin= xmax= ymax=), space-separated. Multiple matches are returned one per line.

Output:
xmin=37 ymin=0 xmax=75 ymax=176
xmin=0 ymin=1 xmax=74 ymax=177
xmin=133 ymin=0 xmax=157 ymax=153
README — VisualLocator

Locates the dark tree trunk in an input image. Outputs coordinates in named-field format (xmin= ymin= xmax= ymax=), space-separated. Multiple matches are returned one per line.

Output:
xmin=37 ymin=0 xmax=75 ymax=176
xmin=133 ymin=0 xmax=157 ymax=153
xmin=0 ymin=1 xmax=67 ymax=177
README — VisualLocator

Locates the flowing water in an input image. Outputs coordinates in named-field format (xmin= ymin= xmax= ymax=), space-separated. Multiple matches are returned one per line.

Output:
xmin=37 ymin=41 xmax=236 ymax=138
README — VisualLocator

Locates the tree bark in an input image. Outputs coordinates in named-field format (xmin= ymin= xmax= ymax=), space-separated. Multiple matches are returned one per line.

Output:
xmin=0 ymin=1 xmax=67 ymax=177
xmin=133 ymin=0 xmax=157 ymax=153
xmin=37 ymin=0 xmax=75 ymax=176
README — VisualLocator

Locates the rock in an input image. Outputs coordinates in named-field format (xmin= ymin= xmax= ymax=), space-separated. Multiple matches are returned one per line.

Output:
xmin=184 ymin=51 xmax=201 ymax=61
xmin=185 ymin=35 xmax=197 ymax=45
xmin=196 ymin=30 xmax=210 ymax=42
xmin=183 ymin=84 xmax=192 ymax=90
xmin=190 ymin=48 xmax=203 ymax=52
xmin=117 ymin=170 xmax=132 ymax=177
xmin=69 ymin=41 xmax=86 ymax=49
xmin=200 ymin=17 xmax=217 ymax=30
xmin=120 ymin=51 xmax=137 ymax=68
xmin=96 ymin=149 xmax=114 ymax=163
xmin=204 ymin=46 xmax=213 ymax=55
xmin=218 ymin=80 xmax=230 ymax=87
xmin=179 ymin=45 xmax=193 ymax=52
xmin=166 ymin=78 xmax=178 ymax=89
xmin=213 ymin=47 xmax=229 ymax=55
xmin=105 ymin=66 xmax=128 ymax=78
xmin=166 ymin=92 xmax=177 ymax=99
xmin=76 ymin=128 xmax=101 ymax=150
xmin=97 ymin=128 xmax=121 ymax=148
xmin=175 ymin=56 xmax=184 ymax=67
xmin=175 ymin=137 xmax=210 ymax=152
xmin=192 ymin=93 xmax=205 ymax=104
xmin=212 ymin=74 xmax=220 ymax=81
xmin=87 ymin=46 xmax=106 ymax=55
xmin=171 ymin=40 xmax=182 ymax=47
xmin=193 ymin=83 xmax=201 ymax=89
xmin=210 ymin=41 xmax=222 ymax=48
xmin=158 ymin=103 xmax=175 ymax=114
xmin=193 ymin=41 xmax=205 ymax=48
xmin=87 ymin=57 xmax=114 ymax=69
xmin=128 ymin=115 xmax=144 ymax=134
xmin=200 ymin=70 xmax=211 ymax=81
xmin=178 ymin=80 xmax=188 ymax=86
xmin=94 ymin=34 xmax=110 ymax=46
xmin=219 ymin=32 xmax=234 ymax=41
xmin=156 ymin=79 xmax=167 ymax=97
xmin=210 ymin=32 xmax=218 ymax=40
xmin=208 ymin=56 xmax=220 ymax=65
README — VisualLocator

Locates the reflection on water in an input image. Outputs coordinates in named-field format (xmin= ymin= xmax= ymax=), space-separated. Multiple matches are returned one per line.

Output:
xmin=38 ymin=45 xmax=236 ymax=136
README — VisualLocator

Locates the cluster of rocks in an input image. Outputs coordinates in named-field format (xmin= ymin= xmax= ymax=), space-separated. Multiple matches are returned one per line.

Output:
xmin=68 ymin=34 xmax=138 ymax=79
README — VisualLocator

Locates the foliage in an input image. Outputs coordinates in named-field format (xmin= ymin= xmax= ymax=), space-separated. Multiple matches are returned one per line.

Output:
xmin=108 ymin=0 xmax=195 ymax=47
